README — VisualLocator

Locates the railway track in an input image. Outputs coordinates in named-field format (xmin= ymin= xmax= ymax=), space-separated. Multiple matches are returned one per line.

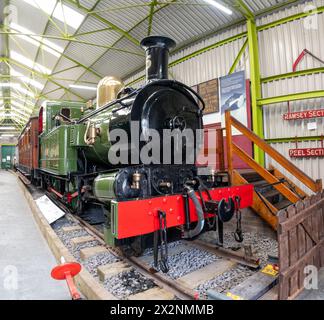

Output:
xmin=19 ymin=175 xmax=278 ymax=301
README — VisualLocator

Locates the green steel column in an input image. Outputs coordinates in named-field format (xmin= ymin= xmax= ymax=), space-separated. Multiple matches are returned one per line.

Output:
xmin=247 ymin=19 xmax=265 ymax=167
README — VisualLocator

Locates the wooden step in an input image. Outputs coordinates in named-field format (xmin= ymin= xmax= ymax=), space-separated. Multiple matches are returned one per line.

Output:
xmin=274 ymin=199 xmax=292 ymax=210
xmin=252 ymin=180 xmax=270 ymax=188
xmin=263 ymin=189 xmax=281 ymax=203
xmin=239 ymin=170 xmax=263 ymax=183
xmin=233 ymin=170 xmax=278 ymax=230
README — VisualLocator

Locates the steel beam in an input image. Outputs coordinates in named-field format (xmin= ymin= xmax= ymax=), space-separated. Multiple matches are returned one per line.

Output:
xmin=61 ymin=0 xmax=177 ymax=101
xmin=147 ymin=0 xmax=158 ymax=36
xmin=266 ymin=136 xmax=324 ymax=144
xmin=261 ymin=67 xmax=324 ymax=83
xmin=259 ymin=90 xmax=324 ymax=105
xmin=63 ymin=0 xmax=139 ymax=45
xmin=258 ymin=6 xmax=324 ymax=31
xmin=233 ymin=0 xmax=254 ymax=19
xmin=228 ymin=38 xmax=248 ymax=74
xmin=34 ymin=0 xmax=102 ymax=106
xmin=0 ymin=29 xmax=143 ymax=56
xmin=247 ymin=18 xmax=264 ymax=166
xmin=3 ymin=58 xmax=86 ymax=101
xmin=0 ymin=0 xmax=11 ymax=109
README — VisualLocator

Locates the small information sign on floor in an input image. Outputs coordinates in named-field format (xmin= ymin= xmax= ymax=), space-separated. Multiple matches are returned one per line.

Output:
xmin=35 ymin=195 xmax=65 ymax=224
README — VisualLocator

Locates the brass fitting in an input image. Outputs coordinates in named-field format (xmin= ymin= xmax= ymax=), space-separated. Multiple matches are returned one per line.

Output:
xmin=159 ymin=181 xmax=172 ymax=188
xmin=84 ymin=121 xmax=97 ymax=145
xmin=131 ymin=172 xmax=142 ymax=190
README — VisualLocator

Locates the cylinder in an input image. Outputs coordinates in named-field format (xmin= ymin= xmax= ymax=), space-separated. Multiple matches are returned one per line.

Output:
xmin=140 ymin=36 xmax=176 ymax=82
xmin=96 ymin=76 xmax=124 ymax=108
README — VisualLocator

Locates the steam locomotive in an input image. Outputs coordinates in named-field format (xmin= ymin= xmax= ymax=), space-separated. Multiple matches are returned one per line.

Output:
xmin=17 ymin=36 xmax=253 ymax=272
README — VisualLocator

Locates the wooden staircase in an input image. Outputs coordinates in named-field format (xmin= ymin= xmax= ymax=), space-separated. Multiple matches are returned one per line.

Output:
xmin=224 ymin=112 xmax=322 ymax=230
xmin=233 ymin=168 xmax=307 ymax=230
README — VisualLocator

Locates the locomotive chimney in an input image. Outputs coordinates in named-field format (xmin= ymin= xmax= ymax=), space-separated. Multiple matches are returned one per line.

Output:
xmin=140 ymin=36 xmax=176 ymax=82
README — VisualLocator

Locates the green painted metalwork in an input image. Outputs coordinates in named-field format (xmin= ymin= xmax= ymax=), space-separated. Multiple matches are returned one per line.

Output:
xmin=0 ymin=145 xmax=15 ymax=169
xmin=73 ymin=27 xmax=113 ymax=37
xmin=228 ymin=38 xmax=248 ymax=74
xmin=41 ymin=0 xmax=103 ymax=106
xmin=172 ymin=32 xmax=247 ymax=67
xmin=266 ymin=136 xmax=324 ymax=144
xmin=259 ymin=90 xmax=324 ymax=106
xmin=0 ymin=29 xmax=144 ymax=56
xmin=4 ymin=57 xmax=86 ymax=101
xmin=255 ymin=0 xmax=300 ymax=17
xmin=40 ymin=125 xmax=78 ymax=175
xmin=93 ymin=172 xmax=118 ymax=201
xmin=69 ymin=123 xmax=88 ymax=147
xmin=110 ymin=201 xmax=118 ymax=238
xmin=40 ymin=101 xmax=86 ymax=175
xmin=51 ymin=65 xmax=81 ymax=76
xmin=67 ymin=0 xmax=178 ymax=100
xmin=147 ymin=0 xmax=158 ymax=36
xmin=261 ymin=67 xmax=324 ymax=83
xmin=42 ymin=101 xmax=85 ymax=134
xmin=103 ymin=200 xmax=118 ymax=245
xmin=233 ymin=0 xmax=254 ymax=19
xmin=1 ymin=0 xmax=11 ymax=116
xmin=63 ymin=0 xmax=139 ymax=46
xmin=258 ymin=6 xmax=324 ymax=31
xmin=247 ymin=18 xmax=264 ymax=167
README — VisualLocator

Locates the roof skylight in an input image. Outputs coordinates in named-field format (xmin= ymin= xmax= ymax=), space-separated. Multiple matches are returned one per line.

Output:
xmin=10 ymin=23 xmax=64 ymax=58
xmin=11 ymin=51 xmax=52 ymax=74
xmin=22 ymin=0 xmax=85 ymax=29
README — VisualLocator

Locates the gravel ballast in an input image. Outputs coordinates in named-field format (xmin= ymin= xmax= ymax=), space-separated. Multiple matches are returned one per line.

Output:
xmin=152 ymin=247 xmax=221 ymax=279
xmin=52 ymin=216 xmax=278 ymax=300
xmin=104 ymin=270 xmax=156 ymax=299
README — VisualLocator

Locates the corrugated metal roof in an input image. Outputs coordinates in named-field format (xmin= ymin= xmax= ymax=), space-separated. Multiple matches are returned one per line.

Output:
xmin=0 ymin=0 xmax=304 ymax=135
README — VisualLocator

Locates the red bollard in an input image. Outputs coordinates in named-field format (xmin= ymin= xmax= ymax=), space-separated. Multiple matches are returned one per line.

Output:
xmin=51 ymin=261 xmax=82 ymax=300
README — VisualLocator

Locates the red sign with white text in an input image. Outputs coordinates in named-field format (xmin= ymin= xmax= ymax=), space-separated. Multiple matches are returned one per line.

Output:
xmin=289 ymin=148 xmax=324 ymax=158
xmin=283 ymin=109 xmax=324 ymax=120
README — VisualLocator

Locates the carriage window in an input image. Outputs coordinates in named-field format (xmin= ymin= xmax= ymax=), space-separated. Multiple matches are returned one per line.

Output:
xmin=61 ymin=108 xmax=70 ymax=119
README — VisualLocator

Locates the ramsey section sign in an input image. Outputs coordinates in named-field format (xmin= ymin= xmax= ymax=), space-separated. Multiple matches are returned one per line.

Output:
xmin=283 ymin=109 xmax=324 ymax=120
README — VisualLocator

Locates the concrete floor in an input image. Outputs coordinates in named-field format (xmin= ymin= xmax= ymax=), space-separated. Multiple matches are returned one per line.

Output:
xmin=0 ymin=170 xmax=70 ymax=300
xmin=297 ymin=268 xmax=324 ymax=300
